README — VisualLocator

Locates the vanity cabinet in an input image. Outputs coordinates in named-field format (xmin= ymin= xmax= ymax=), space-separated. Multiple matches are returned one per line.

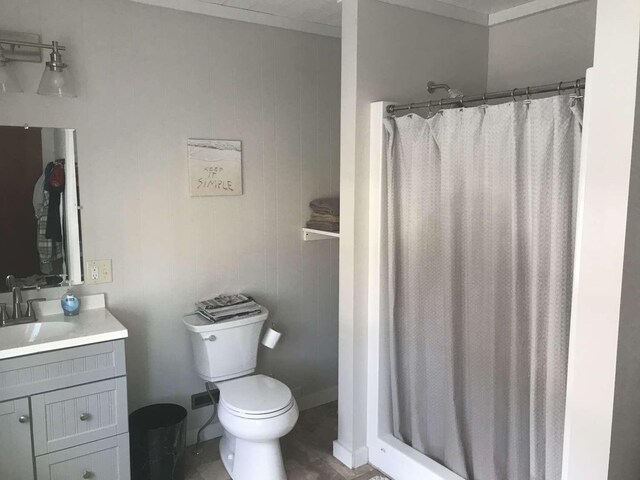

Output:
xmin=0 ymin=397 xmax=35 ymax=479
xmin=0 ymin=340 xmax=129 ymax=480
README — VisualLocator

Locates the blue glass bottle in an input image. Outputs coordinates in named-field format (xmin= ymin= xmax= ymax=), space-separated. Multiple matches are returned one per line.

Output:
xmin=61 ymin=290 xmax=81 ymax=316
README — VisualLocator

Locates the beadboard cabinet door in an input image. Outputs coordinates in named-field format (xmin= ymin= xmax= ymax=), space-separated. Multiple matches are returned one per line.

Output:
xmin=32 ymin=377 xmax=128 ymax=455
xmin=0 ymin=397 xmax=35 ymax=480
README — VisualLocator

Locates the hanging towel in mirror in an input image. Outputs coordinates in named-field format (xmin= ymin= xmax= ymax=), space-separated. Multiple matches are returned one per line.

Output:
xmin=44 ymin=161 xmax=65 ymax=241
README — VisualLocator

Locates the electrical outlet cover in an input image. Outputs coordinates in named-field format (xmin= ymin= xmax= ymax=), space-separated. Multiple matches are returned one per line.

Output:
xmin=85 ymin=260 xmax=113 ymax=284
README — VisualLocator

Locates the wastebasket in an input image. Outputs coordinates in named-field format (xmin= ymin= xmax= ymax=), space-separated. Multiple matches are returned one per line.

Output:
xmin=129 ymin=403 xmax=188 ymax=480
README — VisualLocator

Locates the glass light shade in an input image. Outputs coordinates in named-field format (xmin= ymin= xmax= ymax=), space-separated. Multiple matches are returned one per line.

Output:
xmin=0 ymin=62 xmax=22 ymax=93
xmin=37 ymin=66 xmax=76 ymax=97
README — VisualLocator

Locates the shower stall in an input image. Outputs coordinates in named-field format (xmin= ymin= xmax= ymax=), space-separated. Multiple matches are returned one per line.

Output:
xmin=366 ymin=78 xmax=586 ymax=480
xmin=334 ymin=2 xmax=640 ymax=479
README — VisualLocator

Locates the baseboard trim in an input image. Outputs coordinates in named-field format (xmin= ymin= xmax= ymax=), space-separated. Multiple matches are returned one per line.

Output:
xmin=186 ymin=385 xmax=338 ymax=446
xmin=333 ymin=440 xmax=369 ymax=468
xmin=296 ymin=385 xmax=338 ymax=411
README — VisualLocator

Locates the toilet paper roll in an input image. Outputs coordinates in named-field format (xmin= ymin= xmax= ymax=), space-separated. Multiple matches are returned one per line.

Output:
xmin=261 ymin=328 xmax=282 ymax=349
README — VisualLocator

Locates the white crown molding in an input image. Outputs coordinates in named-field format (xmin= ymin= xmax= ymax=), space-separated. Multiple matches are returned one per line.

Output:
xmin=130 ymin=0 xmax=341 ymax=38
xmin=488 ymin=0 xmax=588 ymax=25
xmin=378 ymin=0 xmax=488 ymax=26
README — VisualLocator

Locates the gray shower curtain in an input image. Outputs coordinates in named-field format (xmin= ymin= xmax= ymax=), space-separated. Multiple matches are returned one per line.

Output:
xmin=385 ymin=95 xmax=583 ymax=480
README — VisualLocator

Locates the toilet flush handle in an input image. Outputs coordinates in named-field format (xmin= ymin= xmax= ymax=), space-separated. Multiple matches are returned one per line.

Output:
xmin=205 ymin=335 xmax=216 ymax=342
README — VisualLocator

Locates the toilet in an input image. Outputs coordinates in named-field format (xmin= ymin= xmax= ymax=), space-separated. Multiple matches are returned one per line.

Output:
xmin=183 ymin=307 xmax=298 ymax=480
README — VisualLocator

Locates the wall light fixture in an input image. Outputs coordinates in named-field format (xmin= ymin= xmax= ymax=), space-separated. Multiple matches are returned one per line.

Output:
xmin=0 ymin=31 xmax=76 ymax=97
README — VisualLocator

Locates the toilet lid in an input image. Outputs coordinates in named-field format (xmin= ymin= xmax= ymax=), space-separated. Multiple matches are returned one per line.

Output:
xmin=217 ymin=374 xmax=293 ymax=416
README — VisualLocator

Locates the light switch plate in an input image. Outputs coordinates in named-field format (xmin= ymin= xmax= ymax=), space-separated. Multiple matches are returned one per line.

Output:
xmin=85 ymin=260 xmax=113 ymax=284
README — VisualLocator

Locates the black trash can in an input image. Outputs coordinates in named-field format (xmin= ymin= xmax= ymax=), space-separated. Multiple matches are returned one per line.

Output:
xmin=129 ymin=403 xmax=188 ymax=480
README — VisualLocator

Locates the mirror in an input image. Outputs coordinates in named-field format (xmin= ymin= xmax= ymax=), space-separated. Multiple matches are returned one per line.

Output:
xmin=0 ymin=126 xmax=83 ymax=293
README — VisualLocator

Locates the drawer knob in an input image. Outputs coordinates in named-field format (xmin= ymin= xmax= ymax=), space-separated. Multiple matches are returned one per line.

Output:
xmin=79 ymin=413 xmax=91 ymax=421
xmin=18 ymin=415 xmax=29 ymax=424
xmin=82 ymin=471 xmax=94 ymax=479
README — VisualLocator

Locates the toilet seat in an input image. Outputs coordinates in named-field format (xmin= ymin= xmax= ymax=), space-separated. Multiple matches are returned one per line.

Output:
xmin=217 ymin=374 xmax=293 ymax=419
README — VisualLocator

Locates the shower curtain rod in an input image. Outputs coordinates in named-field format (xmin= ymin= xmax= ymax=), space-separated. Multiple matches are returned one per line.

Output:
xmin=386 ymin=78 xmax=586 ymax=115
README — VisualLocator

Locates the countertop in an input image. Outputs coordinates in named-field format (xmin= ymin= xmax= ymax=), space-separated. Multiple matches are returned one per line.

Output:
xmin=0 ymin=294 xmax=128 ymax=360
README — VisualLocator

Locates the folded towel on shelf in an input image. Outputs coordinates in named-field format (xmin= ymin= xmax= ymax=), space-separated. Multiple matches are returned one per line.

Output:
xmin=310 ymin=212 xmax=339 ymax=223
xmin=306 ymin=220 xmax=340 ymax=232
xmin=309 ymin=197 xmax=339 ymax=216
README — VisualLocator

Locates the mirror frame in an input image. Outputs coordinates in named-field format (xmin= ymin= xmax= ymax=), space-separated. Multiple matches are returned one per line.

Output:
xmin=61 ymin=128 xmax=82 ymax=285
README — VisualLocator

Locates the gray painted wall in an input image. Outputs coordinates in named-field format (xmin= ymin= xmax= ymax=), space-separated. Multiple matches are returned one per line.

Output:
xmin=487 ymin=0 xmax=597 ymax=90
xmin=0 ymin=0 xmax=340 ymax=442
xmin=609 ymin=44 xmax=640 ymax=480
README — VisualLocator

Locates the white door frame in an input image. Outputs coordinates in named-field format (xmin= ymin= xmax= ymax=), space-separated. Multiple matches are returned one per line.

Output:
xmin=561 ymin=1 xmax=640 ymax=478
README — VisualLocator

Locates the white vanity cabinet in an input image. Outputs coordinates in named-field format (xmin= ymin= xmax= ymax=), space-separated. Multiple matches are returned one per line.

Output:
xmin=0 ymin=340 xmax=129 ymax=480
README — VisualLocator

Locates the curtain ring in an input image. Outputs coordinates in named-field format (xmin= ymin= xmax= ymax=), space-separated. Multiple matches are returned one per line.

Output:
xmin=511 ymin=88 xmax=518 ymax=102
xmin=524 ymin=86 xmax=532 ymax=105
xmin=480 ymin=92 xmax=489 ymax=110
xmin=459 ymin=96 xmax=465 ymax=108
xmin=557 ymin=81 xmax=563 ymax=95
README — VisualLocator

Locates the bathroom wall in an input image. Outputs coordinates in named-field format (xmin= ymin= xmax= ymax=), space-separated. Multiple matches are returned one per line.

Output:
xmin=609 ymin=51 xmax=640 ymax=480
xmin=0 ymin=0 xmax=340 ymax=442
xmin=338 ymin=0 xmax=489 ymax=464
xmin=487 ymin=0 xmax=597 ymax=90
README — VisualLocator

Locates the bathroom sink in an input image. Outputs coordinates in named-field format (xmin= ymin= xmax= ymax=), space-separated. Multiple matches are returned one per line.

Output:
xmin=0 ymin=321 xmax=74 ymax=350
xmin=0 ymin=294 xmax=128 ymax=361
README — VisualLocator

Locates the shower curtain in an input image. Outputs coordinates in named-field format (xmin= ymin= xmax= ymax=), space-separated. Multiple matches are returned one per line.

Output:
xmin=385 ymin=95 xmax=583 ymax=480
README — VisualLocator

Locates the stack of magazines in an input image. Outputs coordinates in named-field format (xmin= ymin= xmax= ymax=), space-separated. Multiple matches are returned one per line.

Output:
xmin=194 ymin=294 xmax=262 ymax=323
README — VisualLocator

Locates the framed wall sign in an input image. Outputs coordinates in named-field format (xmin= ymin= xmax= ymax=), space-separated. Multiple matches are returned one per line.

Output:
xmin=188 ymin=139 xmax=242 ymax=196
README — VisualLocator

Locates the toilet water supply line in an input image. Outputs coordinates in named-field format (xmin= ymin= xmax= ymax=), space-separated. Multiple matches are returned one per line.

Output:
xmin=195 ymin=382 xmax=218 ymax=455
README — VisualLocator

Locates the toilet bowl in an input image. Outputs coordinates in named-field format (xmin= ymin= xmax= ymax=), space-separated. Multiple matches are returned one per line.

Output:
xmin=182 ymin=307 xmax=298 ymax=480
xmin=216 ymin=375 xmax=298 ymax=480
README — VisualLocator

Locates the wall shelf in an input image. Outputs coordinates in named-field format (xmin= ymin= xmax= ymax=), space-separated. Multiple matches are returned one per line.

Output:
xmin=302 ymin=228 xmax=340 ymax=241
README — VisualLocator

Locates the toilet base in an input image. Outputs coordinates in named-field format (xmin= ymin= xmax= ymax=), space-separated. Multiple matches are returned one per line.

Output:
xmin=220 ymin=431 xmax=287 ymax=480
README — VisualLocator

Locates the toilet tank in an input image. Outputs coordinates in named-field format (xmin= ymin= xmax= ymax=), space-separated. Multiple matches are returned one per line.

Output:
xmin=183 ymin=308 xmax=268 ymax=382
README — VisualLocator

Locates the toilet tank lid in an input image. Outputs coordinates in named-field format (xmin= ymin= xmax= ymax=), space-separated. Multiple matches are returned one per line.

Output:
xmin=217 ymin=374 xmax=292 ymax=415
xmin=182 ymin=307 xmax=268 ymax=333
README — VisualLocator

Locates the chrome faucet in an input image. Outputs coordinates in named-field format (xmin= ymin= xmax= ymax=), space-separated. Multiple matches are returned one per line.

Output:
xmin=2 ymin=276 xmax=45 ymax=326
xmin=12 ymin=286 xmax=24 ymax=320
xmin=6 ymin=275 xmax=22 ymax=320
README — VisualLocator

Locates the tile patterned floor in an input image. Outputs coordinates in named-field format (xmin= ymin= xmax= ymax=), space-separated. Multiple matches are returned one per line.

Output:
xmin=185 ymin=402 xmax=390 ymax=480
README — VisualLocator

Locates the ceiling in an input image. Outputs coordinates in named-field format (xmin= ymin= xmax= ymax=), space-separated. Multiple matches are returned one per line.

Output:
xmin=438 ymin=0 xmax=538 ymax=15
xmin=202 ymin=0 xmax=342 ymax=27
xmin=201 ymin=0 xmax=564 ymax=26
xmin=134 ymin=0 xmax=584 ymax=37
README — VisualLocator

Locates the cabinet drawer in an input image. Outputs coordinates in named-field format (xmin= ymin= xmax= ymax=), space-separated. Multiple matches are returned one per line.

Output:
xmin=36 ymin=433 xmax=130 ymax=480
xmin=0 ymin=340 xmax=126 ymax=402
xmin=32 ymin=377 xmax=128 ymax=455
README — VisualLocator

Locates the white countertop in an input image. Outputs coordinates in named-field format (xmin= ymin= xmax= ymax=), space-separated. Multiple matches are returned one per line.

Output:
xmin=0 ymin=294 xmax=128 ymax=360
